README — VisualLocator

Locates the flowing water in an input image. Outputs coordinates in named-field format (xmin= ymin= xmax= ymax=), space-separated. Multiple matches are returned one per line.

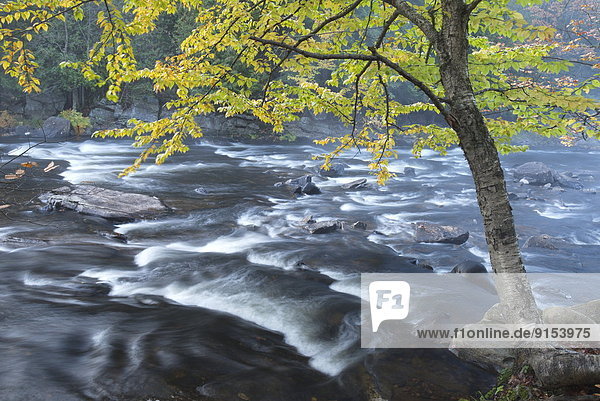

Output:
xmin=0 ymin=137 xmax=598 ymax=400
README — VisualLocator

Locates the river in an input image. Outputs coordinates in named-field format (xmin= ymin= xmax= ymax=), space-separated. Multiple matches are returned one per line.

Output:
xmin=0 ymin=136 xmax=598 ymax=400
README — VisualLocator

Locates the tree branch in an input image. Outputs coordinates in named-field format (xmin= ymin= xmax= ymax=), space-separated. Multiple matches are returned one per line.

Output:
xmin=249 ymin=36 xmax=377 ymax=61
xmin=382 ymin=0 xmax=438 ymax=42
xmin=368 ymin=47 xmax=449 ymax=117
xmin=466 ymin=0 xmax=486 ymax=14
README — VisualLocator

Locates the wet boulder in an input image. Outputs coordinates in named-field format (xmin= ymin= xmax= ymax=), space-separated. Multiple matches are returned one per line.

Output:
xmin=304 ymin=220 xmax=342 ymax=234
xmin=301 ymin=181 xmax=321 ymax=195
xmin=281 ymin=175 xmax=321 ymax=195
xmin=40 ymin=185 xmax=168 ymax=221
xmin=351 ymin=221 xmax=367 ymax=230
xmin=319 ymin=162 xmax=346 ymax=177
xmin=513 ymin=162 xmax=555 ymax=186
xmin=403 ymin=167 xmax=416 ymax=177
xmin=450 ymin=260 xmax=487 ymax=273
xmin=523 ymin=234 xmax=570 ymax=250
xmin=41 ymin=116 xmax=71 ymax=139
xmin=552 ymin=171 xmax=584 ymax=190
xmin=415 ymin=222 xmax=469 ymax=245
xmin=341 ymin=178 xmax=370 ymax=190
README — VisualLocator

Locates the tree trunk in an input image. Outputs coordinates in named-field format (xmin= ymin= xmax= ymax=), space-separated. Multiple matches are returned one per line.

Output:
xmin=435 ymin=0 xmax=600 ymax=387
xmin=434 ymin=0 xmax=539 ymax=321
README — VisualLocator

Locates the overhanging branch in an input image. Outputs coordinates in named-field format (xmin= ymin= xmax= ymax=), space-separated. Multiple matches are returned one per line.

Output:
xmin=382 ymin=0 xmax=438 ymax=43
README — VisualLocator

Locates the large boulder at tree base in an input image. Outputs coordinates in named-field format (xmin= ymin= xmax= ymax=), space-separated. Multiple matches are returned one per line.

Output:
xmin=414 ymin=222 xmax=469 ymax=245
xmin=513 ymin=162 xmax=555 ymax=186
xmin=40 ymin=185 xmax=168 ymax=221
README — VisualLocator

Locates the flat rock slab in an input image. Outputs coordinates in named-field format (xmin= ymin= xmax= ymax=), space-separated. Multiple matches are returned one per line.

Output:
xmin=40 ymin=185 xmax=168 ymax=221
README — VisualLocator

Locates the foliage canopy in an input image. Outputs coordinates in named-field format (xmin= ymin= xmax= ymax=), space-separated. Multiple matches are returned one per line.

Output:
xmin=1 ymin=0 xmax=598 ymax=179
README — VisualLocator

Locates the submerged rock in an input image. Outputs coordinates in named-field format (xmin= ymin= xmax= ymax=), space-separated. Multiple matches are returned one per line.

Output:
xmin=40 ymin=185 xmax=168 ymax=221
xmin=415 ymin=222 xmax=469 ymax=245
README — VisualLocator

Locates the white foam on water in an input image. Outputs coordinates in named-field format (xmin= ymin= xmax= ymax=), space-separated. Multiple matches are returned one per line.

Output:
xmin=329 ymin=276 xmax=361 ymax=298
xmin=347 ymin=193 xmax=419 ymax=207
xmin=23 ymin=273 xmax=55 ymax=287
xmin=134 ymin=232 xmax=275 ymax=266
xmin=107 ymin=279 xmax=355 ymax=375
xmin=246 ymin=250 xmax=301 ymax=270
xmin=466 ymin=246 xmax=491 ymax=265
xmin=134 ymin=246 xmax=175 ymax=267
xmin=425 ymin=192 xmax=474 ymax=207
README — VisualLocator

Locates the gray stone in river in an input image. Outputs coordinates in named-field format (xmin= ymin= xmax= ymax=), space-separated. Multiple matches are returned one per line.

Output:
xmin=341 ymin=178 xmax=370 ymax=190
xmin=414 ymin=222 xmax=469 ymax=245
xmin=523 ymin=234 xmax=570 ymax=250
xmin=301 ymin=181 xmax=321 ymax=195
xmin=513 ymin=162 xmax=555 ymax=186
xmin=450 ymin=260 xmax=487 ymax=273
xmin=403 ymin=167 xmax=416 ymax=177
xmin=552 ymin=171 xmax=584 ymax=190
xmin=282 ymin=175 xmax=321 ymax=195
xmin=319 ymin=162 xmax=346 ymax=177
xmin=40 ymin=185 xmax=168 ymax=221
xmin=304 ymin=220 xmax=342 ymax=234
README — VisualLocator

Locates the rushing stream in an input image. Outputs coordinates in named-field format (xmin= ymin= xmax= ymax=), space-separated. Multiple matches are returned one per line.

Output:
xmin=0 ymin=136 xmax=598 ymax=400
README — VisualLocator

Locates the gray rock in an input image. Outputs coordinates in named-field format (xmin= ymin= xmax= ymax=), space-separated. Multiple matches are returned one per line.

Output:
xmin=403 ymin=167 xmax=416 ymax=177
xmin=523 ymin=234 xmax=570 ymax=250
xmin=513 ymin=162 xmax=555 ymax=186
xmin=301 ymin=181 xmax=321 ymax=195
xmin=14 ymin=125 xmax=39 ymax=137
xmin=40 ymin=185 xmax=168 ymax=221
xmin=543 ymin=306 xmax=596 ymax=325
xmin=507 ymin=192 xmax=525 ymax=201
xmin=24 ymin=90 xmax=64 ymax=119
xmin=305 ymin=221 xmax=342 ymax=234
xmin=341 ymin=178 xmax=370 ymax=190
xmin=41 ymin=116 xmax=71 ymax=139
xmin=351 ymin=221 xmax=367 ymax=230
xmin=285 ymin=175 xmax=313 ymax=188
xmin=319 ymin=162 xmax=346 ymax=177
xmin=414 ymin=222 xmax=469 ymax=245
xmin=301 ymin=215 xmax=316 ymax=224
xmin=553 ymin=171 xmax=584 ymax=190
xmin=283 ymin=175 xmax=321 ymax=195
xmin=450 ymin=261 xmax=487 ymax=273
xmin=194 ymin=186 xmax=209 ymax=195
